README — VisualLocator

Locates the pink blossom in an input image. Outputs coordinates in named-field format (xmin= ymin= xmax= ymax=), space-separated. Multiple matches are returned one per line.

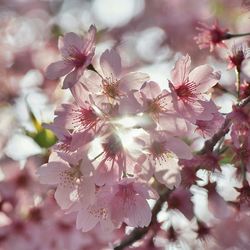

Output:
xmin=44 ymin=124 xmax=92 ymax=165
xmin=81 ymin=49 xmax=149 ymax=104
xmin=107 ymin=179 xmax=159 ymax=227
xmin=167 ymin=187 xmax=194 ymax=220
xmin=240 ymin=80 xmax=250 ymax=99
xmin=140 ymin=131 xmax=192 ymax=189
xmin=37 ymin=154 xmax=95 ymax=209
xmin=205 ymin=181 xmax=231 ymax=219
xmin=134 ymin=81 xmax=188 ymax=133
xmin=227 ymin=43 xmax=250 ymax=71
xmin=146 ymin=131 xmax=193 ymax=161
xmin=169 ymin=54 xmax=220 ymax=123
xmin=75 ymin=189 xmax=114 ymax=232
xmin=195 ymin=101 xmax=225 ymax=138
xmin=229 ymin=105 xmax=250 ymax=148
xmin=46 ymin=25 xmax=96 ymax=89
xmin=194 ymin=22 xmax=229 ymax=52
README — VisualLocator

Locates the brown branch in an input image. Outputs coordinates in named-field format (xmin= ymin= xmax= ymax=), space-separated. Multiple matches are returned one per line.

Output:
xmin=114 ymin=188 xmax=171 ymax=250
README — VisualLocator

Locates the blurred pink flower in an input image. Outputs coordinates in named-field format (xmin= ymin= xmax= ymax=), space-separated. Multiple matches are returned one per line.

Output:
xmin=46 ymin=25 xmax=96 ymax=89
xmin=194 ymin=22 xmax=229 ymax=52
xmin=228 ymin=43 xmax=250 ymax=71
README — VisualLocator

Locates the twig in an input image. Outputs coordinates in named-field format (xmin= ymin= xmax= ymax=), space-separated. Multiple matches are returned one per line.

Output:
xmin=224 ymin=32 xmax=250 ymax=39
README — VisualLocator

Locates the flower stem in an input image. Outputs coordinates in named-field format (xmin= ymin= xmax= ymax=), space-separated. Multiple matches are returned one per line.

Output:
xmin=235 ymin=68 xmax=241 ymax=101
xmin=224 ymin=32 xmax=250 ymax=39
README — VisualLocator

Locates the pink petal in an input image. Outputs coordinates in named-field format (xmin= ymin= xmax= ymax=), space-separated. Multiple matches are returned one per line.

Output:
xmin=80 ymin=153 xmax=94 ymax=176
xmin=140 ymin=81 xmax=162 ymax=99
xmin=158 ymin=115 xmax=188 ymax=135
xmin=70 ymin=132 xmax=92 ymax=152
xmin=54 ymin=103 xmax=75 ymax=129
xmin=82 ymin=25 xmax=97 ymax=53
xmin=208 ymin=192 xmax=230 ymax=219
xmin=70 ymin=82 xmax=89 ymax=106
xmin=110 ymin=196 xmax=124 ymax=225
xmin=44 ymin=123 xmax=70 ymax=141
xmin=62 ymin=69 xmax=81 ymax=89
xmin=60 ymin=32 xmax=82 ymax=57
xmin=172 ymin=97 xmax=204 ymax=123
xmin=154 ymin=158 xmax=181 ymax=189
xmin=133 ymin=182 xmax=159 ymax=200
xmin=94 ymin=163 xmax=119 ymax=186
xmin=55 ymin=182 xmax=75 ymax=209
xmin=37 ymin=161 xmax=69 ymax=185
xmin=164 ymin=136 xmax=193 ymax=160
xmin=126 ymin=196 xmax=152 ymax=227
xmin=168 ymin=188 xmax=194 ymax=220
xmin=171 ymin=54 xmax=191 ymax=84
xmin=189 ymin=65 xmax=221 ymax=93
xmin=76 ymin=208 xmax=98 ymax=231
xmin=99 ymin=216 xmax=115 ymax=232
xmin=100 ymin=49 xmax=122 ymax=78
xmin=79 ymin=70 xmax=102 ymax=94
xmin=46 ymin=61 xmax=73 ymax=80
xmin=118 ymin=92 xmax=142 ymax=115
xmin=119 ymin=72 xmax=150 ymax=93
xmin=77 ymin=177 xmax=96 ymax=207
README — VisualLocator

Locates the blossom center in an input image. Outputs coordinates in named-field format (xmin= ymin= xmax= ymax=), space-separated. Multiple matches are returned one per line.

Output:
xmin=149 ymin=141 xmax=171 ymax=162
xmin=87 ymin=205 xmax=108 ymax=220
xmin=72 ymin=107 xmax=98 ymax=131
xmin=66 ymin=46 xmax=87 ymax=68
xmin=175 ymin=80 xmax=197 ymax=102
xmin=102 ymin=77 xmax=120 ymax=99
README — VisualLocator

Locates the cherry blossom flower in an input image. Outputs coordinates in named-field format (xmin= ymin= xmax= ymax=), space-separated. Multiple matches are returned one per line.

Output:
xmin=228 ymin=43 xmax=250 ymax=71
xmin=46 ymin=25 xmax=96 ymax=89
xmin=143 ymin=131 xmax=192 ymax=188
xmin=45 ymin=124 xmax=91 ymax=164
xmin=194 ymin=101 xmax=224 ymax=138
xmin=37 ymin=154 xmax=95 ymax=209
xmin=167 ymin=187 xmax=194 ymax=220
xmin=81 ymin=49 xmax=149 ymax=104
xmin=240 ymin=81 xmax=250 ymax=99
xmin=75 ymin=188 xmax=114 ymax=232
xmin=97 ymin=179 xmax=159 ymax=228
xmin=229 ymin=105 xmax=250 ymax=148
xmin=204 ymin=181 xmax=231 ymax=219
xmin=168 ymin=54 xmax=221 ymax=123
xmin=194 ymin=22 xmax=229 ymax=51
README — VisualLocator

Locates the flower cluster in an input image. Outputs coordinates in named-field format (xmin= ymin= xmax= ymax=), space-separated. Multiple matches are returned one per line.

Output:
xmin=37 ymin=26 xmax=224 ymax=233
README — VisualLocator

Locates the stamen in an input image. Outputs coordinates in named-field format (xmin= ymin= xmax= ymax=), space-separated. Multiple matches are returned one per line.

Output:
xmin=149 ymin=141 xmax=173 ymax=163
xmin=64 ymin=45 xmax=87 ymax=68
xmin=102 ymin=75 xmax=120 ymax=99
xmin=175 ymin=80 xmax=199 ymax=103
xmin=72 ymin=107 xmax=98 ymax=131
xmin=56 ymin=135 xmax=72 ymax=153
